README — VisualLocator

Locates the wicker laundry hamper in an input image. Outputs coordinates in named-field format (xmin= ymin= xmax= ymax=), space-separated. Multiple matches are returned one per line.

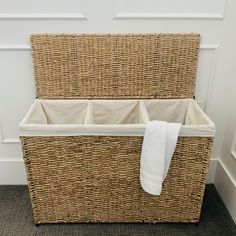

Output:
xmin=19 ymin=33 xmax=215 ymax=224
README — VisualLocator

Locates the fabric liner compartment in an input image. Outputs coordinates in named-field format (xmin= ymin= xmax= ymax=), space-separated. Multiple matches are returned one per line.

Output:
xmin=21 ymin=99 xmax=89 ymax=125
xmin=19 ymin=99 xmax=215 ymax=137
xmin=87 ymin=100 xmax=148 ymax=125
xmin=144 ymin=99 xmax=215 ymax=137
xmin=40 ymin=100 xmax=89 ymax=124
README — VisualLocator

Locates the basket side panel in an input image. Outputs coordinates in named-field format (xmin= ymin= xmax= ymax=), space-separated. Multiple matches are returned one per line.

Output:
xmin=20 ymin=136 xmax=212 ymax=223
xmin=31 ymin=34 xmax=200 ymax=99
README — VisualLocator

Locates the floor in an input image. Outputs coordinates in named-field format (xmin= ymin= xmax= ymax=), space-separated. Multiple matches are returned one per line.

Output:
xmin=0 ymin=184 xmax=235 ymax=236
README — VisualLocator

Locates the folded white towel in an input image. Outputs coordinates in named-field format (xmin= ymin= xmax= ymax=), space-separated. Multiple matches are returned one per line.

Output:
xmin=140 ymin=120 xmax=181 ymax=195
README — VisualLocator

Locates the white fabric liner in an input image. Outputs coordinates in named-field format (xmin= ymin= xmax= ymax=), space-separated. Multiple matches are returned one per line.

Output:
xmin=19 ymin=99 xmax=215 ymax=137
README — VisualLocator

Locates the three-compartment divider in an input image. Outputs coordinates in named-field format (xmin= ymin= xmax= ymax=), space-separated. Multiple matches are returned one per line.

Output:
xmin=19 ymin=99 xmax=215 ymax=137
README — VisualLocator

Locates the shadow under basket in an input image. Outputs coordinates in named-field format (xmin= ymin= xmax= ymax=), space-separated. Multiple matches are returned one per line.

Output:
xmin=19 ymin=34 xmax=215 ymax=224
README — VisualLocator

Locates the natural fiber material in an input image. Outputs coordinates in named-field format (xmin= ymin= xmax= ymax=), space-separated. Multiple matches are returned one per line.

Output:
xmin=30 ymin=34 xmax=200 ymax=99
xmin=20 ymin=136 xmax=213 ymax=224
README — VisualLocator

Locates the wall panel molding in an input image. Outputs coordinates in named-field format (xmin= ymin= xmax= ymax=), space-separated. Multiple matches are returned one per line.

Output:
xmin=113 ymin=0 xmax=228 ymax=20
xmin=114 ymin=13 xmax=225 ymax=20
xmin=0 ymin=45 xmax=31 ymax=50
xmin=0 ymin=13 xmax=87 ymax=20
xmin=0 ymin=0 xmax=87 ymax=20
xmin=1 ymin=139 xmax=19 ymax=144
xmin=199 ymin=45 xmax=219 ymax=112
xmin=200 ymin=44 xmax=219 ymax=50
xmin=0 ymin=47 xmax=32 ymax=144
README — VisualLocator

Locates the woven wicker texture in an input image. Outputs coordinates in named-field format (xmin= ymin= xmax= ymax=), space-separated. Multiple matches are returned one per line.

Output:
xmin=30 ymin=34 xmax=200 ymax=99
xmin=21 ymin=136 xmax=213 ymax=224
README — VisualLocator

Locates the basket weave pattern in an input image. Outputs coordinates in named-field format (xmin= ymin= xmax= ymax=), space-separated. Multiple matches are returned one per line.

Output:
xmin=21 ymin=136 xmax=212 ymax=223
xmin=31 ymin=34 xmax=200 ymax=99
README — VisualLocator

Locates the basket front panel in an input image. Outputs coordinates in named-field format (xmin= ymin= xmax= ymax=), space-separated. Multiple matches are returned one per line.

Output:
xmin=20 ymin=136 xmax=212 ymax=223
xmin=31 ymin=34 xmax=200 ymax=99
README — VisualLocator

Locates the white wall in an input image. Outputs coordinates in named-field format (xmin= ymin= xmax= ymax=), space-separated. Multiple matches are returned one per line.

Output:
xmin=215 ymin=61 xmax=236 ymax=222
xmin=0 ymin=0 xmax=235 ymax=221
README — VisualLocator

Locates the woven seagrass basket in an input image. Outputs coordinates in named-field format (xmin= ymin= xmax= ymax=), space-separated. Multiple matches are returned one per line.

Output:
xmin=19 ymin=33 xmax=214 ymax=224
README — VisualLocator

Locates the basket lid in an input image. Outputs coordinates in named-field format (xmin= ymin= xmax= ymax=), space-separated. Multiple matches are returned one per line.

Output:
xmin=31 ymin=33 xmax=200 ymax=99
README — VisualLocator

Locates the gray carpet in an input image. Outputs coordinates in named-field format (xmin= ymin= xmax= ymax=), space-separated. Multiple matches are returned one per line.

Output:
xmin=0 ymin=184 xmax=235 ymax=236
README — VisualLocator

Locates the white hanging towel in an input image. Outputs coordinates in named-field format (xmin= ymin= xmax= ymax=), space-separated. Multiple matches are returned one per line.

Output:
xmin=140 ymin=120 xmax=182 ymax=195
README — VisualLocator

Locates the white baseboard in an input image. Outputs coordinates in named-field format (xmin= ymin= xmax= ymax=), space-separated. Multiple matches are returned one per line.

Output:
xmin=215 ymin=160 xmax=236 ymax=223
xmin=206 ymin=159 xmax=218 ymax=183
xmin=0 ymin=158 xmax=217 ymax=185
xmin=0 ymin=159 xmax=27 ymax=184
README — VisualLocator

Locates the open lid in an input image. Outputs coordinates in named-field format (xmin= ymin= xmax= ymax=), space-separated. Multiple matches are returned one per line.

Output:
xmin=30 ymin=33 xmax=200 ymax=99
